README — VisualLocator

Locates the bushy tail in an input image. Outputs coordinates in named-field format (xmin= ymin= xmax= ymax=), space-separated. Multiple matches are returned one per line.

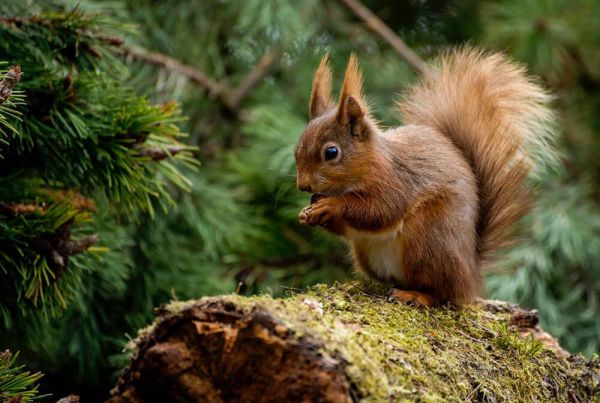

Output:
xmin=397 ymin=47 xmax=556 ymax=268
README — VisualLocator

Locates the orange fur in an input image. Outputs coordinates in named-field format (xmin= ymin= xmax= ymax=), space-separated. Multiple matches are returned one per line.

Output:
xmin=309 ymin=54 xmax=334 ymax=119
xmin=337 ymin=53 xmax=369 ymax=120
xmin=388 ymin=289 xmax=437 ymax=307
xmin=397 ymin=47 xmax=556 ymax=269
xmin=296 ymin=49 xmax=555 ymax=304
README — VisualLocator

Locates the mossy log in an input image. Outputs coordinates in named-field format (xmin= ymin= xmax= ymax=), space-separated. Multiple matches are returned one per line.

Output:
xmin=109 ymin=282 xmax=600 ymax=402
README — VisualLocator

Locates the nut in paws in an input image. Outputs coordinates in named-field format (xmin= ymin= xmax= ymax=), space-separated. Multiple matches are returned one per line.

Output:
xmin=300 ymin=197 xmax=342 ymax=227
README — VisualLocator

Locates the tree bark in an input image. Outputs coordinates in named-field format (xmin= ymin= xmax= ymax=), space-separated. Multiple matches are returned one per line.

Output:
xmin=109 ymin=282 xmax=600 ymax=402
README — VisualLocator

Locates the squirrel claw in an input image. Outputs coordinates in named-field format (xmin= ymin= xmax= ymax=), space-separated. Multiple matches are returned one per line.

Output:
xmin=299 ymin=205 xmax=314 ymax=225
xmin=387 ymin=288 xmax=437 ymax=307
xmin=299 ymin=197 xmax=345 ymax=234
xmin=300 ymin=199 xmax=334 ymax=227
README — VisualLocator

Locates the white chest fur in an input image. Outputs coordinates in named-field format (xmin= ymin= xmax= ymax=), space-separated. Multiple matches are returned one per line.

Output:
xmin=344 ymin=223 xmax=405 ymax=282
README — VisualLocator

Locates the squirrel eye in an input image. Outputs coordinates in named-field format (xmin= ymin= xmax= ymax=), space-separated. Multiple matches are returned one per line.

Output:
xmin=324 ymin=146 xmax=339 ymax=161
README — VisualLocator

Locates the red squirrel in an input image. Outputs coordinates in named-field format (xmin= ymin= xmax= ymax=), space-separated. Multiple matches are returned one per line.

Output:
xmin=295 ymin=48 xmax=555 ymax=306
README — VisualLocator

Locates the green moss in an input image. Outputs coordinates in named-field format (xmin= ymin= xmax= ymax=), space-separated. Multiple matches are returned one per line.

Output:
xmin=160 ymin=282 xmax=599 ymax=402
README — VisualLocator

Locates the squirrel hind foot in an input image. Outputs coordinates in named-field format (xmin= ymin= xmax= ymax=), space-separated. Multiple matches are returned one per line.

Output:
xmin=387 ymin=288 xmax=438 ymax=307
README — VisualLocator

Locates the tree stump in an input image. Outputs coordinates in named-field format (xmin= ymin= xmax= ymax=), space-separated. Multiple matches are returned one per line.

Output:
xmin=109 ymin=282 xmax=600 ymax=402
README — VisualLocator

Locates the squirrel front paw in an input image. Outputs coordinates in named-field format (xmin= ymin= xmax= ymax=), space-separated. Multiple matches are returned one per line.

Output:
xmin=299 ymin=197 xmax=345 ymax=233
xmin=299 ymin=205 xmax=313 ymax=226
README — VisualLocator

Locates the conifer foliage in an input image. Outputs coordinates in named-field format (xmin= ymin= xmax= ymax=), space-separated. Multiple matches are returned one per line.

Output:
xmin=0 ymin=3 xmax=191 ymax=320
xmin=0 ymin=350 xmax=44 ymax=402
xmin=0 ymin=1 xmax=192 ymax=396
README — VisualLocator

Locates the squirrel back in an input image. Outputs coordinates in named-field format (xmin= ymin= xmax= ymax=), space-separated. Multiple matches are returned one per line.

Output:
xmin=397 ymin=47 xmax=556 ymax=269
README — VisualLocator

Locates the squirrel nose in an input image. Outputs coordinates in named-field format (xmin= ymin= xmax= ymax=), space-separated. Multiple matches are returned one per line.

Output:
xmin=297 ymin=180 xmax=312 ymax=193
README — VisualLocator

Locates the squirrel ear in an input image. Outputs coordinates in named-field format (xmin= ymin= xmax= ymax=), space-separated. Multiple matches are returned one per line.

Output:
xmin=337 ymin=53 xmax=368 ymax=125
xmin=341 ymin=96 xmax=370 ymax=140
xmin=309 ymin=54 xmax=334 ymax=120
xmin=341 ymin=96 xmax=365 ymax=123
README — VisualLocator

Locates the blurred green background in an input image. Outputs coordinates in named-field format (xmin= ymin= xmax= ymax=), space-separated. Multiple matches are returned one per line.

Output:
xmin=1 ymin=0 xmax=599 ymax=400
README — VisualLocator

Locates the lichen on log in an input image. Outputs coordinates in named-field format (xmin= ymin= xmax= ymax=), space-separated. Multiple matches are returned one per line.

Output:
xmin=109 ymin=282 xmax=600 ymax=402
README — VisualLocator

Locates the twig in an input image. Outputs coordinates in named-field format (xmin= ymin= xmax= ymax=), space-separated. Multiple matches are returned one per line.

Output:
xmin=0 ymin=201 xmax=44 ymax=216
xmin=123 ymin=47 xmax=281 ymax=117
xmin=0 ymin=16 xmax=40 ymax=27
xmin=56 ymin=395 xmax=80 ymax=403
xmin=228 ymin=49 xmax=280 ymax=110
xmin=0 ymin=191 xmax=95 ymax=216
xmin=464 ymin=383 xmax=482 ymax=402
xmin=336 ymin=0 xmax=428 ymax=75
xmin=61 ymin=235 xmax=98 ymax=257
xmin=44 ymin=235 xmax=98 ymax=274
xmin=123 ymin=47 xmax=227 ymax=103
xmin=31 ymin=217 xmax=98 ymax=274
xmin=137 ymin=145 xmax=186 ymax=161
xmin=45 ymin=189 xmax=96 ymax=211
xmin=0 ymin=65 xmax=22 ymax=105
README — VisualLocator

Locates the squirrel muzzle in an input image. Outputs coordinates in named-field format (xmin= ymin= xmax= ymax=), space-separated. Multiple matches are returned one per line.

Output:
xmin=296 ymin=174 xmax=313 ymax=193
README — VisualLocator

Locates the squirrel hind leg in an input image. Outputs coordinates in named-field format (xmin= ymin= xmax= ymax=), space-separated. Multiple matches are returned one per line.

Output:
xmin=387 ymin=288 xmax=438 ymax=307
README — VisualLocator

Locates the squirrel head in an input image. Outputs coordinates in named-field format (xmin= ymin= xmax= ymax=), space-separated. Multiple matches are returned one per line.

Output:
xmin=295 ymin=54 xmax=380 ymax=195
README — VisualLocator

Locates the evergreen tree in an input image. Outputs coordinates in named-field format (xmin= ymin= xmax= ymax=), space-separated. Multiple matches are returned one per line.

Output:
xmin=0 ymin=1 xmax=193 ymax=397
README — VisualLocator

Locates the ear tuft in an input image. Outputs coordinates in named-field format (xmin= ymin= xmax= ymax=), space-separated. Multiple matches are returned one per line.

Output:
xmin=337 ymin=53 xmax=368 ymax=123
xmin=309 ymin=54 xmax=334 ymax=119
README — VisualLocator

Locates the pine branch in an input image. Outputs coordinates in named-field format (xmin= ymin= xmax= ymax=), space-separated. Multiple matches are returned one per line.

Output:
xmin=56 ymin=395 xmax=80 ymax=403
xmin=31 ymin=218 xmax=98 ymax=274
xmin=0 ymin=201 xmax=45 ymax=216
xmin=0 ymin=16 xmax=41 ymax=27
xmin=122 ymin=47 xmax=227 ymax=102
xmin=62 ymin=235 xmax=99 ymax=256
xmin=0 ymin=14 xmax=124 ymax=41
xmin=0 ymin=350 xmax=44 ymax=402
xmin=97 ymin=35 xmax=125 ymax=47
xmin=0 ymin=191 xmax=95 ymax=216
xmin=137 ymin=145 xmax=186 ymax=161
xmin=123 ymin=47 xmax=280 ymax=116
xmin=228 ymin=48 xmax=280 ymax=110
xmin=335 ymin=0 xmax=428 ymax=75
xmin=45 ymin=190 xmax=96 ymax=212
xmin=0 ymin=65 xmax=22 ymax=105
xmin=31 ymin=234 xmax=98 ymax=271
